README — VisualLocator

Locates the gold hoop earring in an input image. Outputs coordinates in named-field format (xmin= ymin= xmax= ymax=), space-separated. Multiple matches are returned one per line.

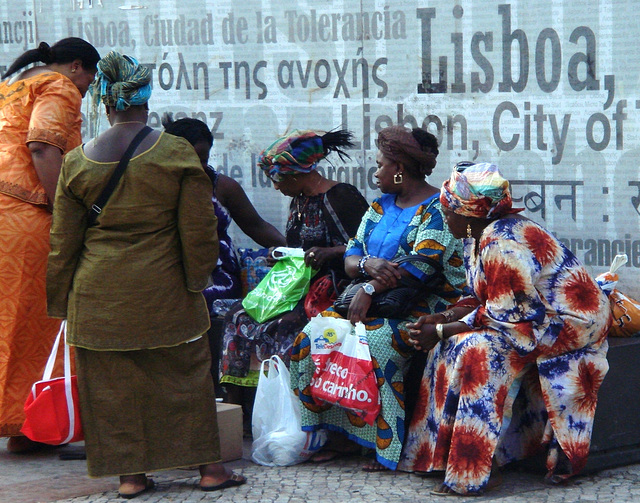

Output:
xmin=394 ymin=173 xmax=403 ymax=184
xmin=466 ymin=223 xmax=473 ymax=239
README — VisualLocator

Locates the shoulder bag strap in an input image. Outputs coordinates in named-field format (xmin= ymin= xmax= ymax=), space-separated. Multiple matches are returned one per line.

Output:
xmin=322 ymin=191 xmax=351 ymax=244
xmin=393 ymin=254 xmax=446 ymax=284
xmin=87 ymin=126 xmax=153 ymax=226
xmin=393 ymin=254 xmax=444 ymax=271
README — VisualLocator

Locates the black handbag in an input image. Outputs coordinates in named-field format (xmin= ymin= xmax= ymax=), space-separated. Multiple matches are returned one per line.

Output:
xmin=333 ymin=255 xmax=446 ymax=318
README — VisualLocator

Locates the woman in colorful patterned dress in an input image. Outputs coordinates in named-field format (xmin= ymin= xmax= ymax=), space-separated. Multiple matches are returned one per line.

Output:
xmin=290 ymin=126 xmax=466 ymax=471
xmin=400 ymin=162 xmax=611 ymax=495
xmin=220 ymin=129 xmax=369 ymax=432
xmin=0 ymin=38 xmax=100 ymax=453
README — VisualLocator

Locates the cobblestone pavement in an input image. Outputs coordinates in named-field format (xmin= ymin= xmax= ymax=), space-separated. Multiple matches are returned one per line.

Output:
xmin=1 ymin=438 xmax=638 ymax=503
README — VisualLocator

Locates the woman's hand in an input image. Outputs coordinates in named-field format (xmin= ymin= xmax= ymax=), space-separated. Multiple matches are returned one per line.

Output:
xmin=304 ymin=246 xmax=337 ymax=268
xmin=363 ymin=257 xmax=401 ymax=288
xmin=407 ymin=315 xmax=441 ymax=352
xmin=266 ymin=246 xmax=278 ymax=266
xmin=347 ymin=287 xmax=373 ymax=325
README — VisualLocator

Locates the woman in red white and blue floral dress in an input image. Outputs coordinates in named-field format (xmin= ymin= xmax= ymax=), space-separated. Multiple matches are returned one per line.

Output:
xmin=399 ymin=162 xmax=611 ymax=496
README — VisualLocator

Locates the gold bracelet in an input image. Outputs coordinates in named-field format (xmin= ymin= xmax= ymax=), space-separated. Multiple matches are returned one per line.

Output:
xmin=435 ymin=323 xmax=445 ymax=340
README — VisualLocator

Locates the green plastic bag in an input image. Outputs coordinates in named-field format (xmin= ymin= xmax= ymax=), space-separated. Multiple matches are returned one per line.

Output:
xmin=242 ymin=247 xmax=318 ymax=323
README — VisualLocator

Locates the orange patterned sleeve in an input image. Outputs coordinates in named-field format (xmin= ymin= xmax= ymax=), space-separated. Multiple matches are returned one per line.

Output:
xmin=26 ymin=75 xmax=83 ymax=154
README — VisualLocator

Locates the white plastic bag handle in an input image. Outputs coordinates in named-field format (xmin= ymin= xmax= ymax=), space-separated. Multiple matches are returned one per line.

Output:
xmin=261 ymin=354 xmax=290 ymax=382
xmin=609 ymin=254 xmax=628 ymax=274
xmin=37 ymin=321 xmax=76 ymax=444
xmin=271 ymin=247 xmax=305 ymax=260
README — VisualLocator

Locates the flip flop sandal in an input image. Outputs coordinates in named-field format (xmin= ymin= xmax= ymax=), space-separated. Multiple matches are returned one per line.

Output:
xmin=201 ymin=472 xmax=247 ymax=492
xmin=118 ymin=477 xmax=155 ymax=499
xmin=430 ymin=483 xmax=481 ymax=497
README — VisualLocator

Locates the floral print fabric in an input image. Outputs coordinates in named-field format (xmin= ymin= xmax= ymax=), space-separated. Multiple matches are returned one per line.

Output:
xmin=290 ymin=195 xmax=466 ymax=469
xmin=399 ymin=217 xmax=611 ymax=494
xmin=202 ymin=168 xmax=243 ymax=309
xmin=220 ymin=183 xmax=369 ymax=387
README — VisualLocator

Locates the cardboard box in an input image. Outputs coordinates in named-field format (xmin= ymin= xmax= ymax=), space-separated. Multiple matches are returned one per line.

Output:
xmin=216 ymin=402 xmax=243 ymax=462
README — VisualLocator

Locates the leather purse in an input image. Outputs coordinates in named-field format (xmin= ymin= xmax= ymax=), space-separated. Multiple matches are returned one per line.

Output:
xmin=333 ymin=255 xmax=446 ymax=318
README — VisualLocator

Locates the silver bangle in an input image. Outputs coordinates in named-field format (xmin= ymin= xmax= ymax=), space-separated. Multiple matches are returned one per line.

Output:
xmin=435 ymin=323 xmax=445 ymax=340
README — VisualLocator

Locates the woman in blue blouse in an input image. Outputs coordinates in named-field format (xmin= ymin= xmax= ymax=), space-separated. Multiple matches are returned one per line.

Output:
xmin=290 ymin=126 xmax=466 ymax=471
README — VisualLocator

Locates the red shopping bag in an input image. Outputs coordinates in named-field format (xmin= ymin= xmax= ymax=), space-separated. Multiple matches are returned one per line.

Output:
xmin=21 ymin=321 xmax=83 ymax=445
xmin=309 ymin=319 xmax=380 ymax=425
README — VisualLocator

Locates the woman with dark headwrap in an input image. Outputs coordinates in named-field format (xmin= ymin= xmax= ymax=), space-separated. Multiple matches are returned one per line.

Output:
xmin=290 ymin=126 xmax=466 ymax=471
xmin=399 ymin=162 xmax=610 ymax=496
xmin=0 ymin=37 xmax=100 ymax=453
xmin=220 ymin=129 xmax=369 ymax=432
xmin=46 ymin=51 xmax=245 ymax=498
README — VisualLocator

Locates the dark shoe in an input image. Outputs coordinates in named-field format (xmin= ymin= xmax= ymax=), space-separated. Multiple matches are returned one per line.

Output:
xmin=7 ymin=436 xmax=53 ymax=454
xmin=58 ymin=447 xmax=86 ymax=460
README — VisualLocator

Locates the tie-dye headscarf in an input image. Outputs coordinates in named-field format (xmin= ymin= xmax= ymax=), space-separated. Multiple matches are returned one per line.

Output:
xmin=90 ymin=51 xmax=151 ymax=112
xmin=258 ymin=129 xmax=353 ymax=180
xmin=440 ymin=162 xmax=524 ymax=219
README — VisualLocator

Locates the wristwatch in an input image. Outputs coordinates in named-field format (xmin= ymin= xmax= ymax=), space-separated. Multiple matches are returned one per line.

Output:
xmin=361 ymin=283 xmax=376 ymax=296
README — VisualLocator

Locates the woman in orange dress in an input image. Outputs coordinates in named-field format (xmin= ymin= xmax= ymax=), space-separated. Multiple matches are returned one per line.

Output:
xmin=0 ymin=38 xmax=100 ymax=453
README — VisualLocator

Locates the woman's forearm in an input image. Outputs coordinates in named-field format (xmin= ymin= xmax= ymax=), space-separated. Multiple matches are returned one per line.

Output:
xmin=29 ymin=141 xmax=63 ymax=211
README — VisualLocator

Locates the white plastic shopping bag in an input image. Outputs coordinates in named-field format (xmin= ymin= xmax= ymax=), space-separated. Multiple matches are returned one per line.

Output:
xmin=251 ymin=355 xmax=327 ymax=466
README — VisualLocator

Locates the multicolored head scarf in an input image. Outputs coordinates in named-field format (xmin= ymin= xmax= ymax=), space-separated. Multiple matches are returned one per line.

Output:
xmin=90 ymin=51 xmax=151 ymax=111
xmin=257 ymin=129 xmax=352 ymax=180
xmin=440 ymin=162 xmax=524 ymax=219
xmin=377 ymin=125 xmax=436 ymax=176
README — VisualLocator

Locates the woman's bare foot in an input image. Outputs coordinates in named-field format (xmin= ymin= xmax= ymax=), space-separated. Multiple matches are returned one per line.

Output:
xmin=309 ymin=439 xmax=360 ymax=463
xmin=362 ymin=459 xmax=389 ymax=472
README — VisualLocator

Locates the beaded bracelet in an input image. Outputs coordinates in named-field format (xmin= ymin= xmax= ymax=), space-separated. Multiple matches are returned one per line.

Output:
xmin=358 ymin=254 xmax=370 ymax=276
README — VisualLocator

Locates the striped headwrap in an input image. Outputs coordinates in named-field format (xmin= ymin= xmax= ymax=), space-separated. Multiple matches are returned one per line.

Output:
xmin=440 ymin=162 xmax=524 ymax=219
xmin=90 ymin=51 xmax=151 ymax=111
xmin=257 ymin=129 xmax=353 ymax=179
